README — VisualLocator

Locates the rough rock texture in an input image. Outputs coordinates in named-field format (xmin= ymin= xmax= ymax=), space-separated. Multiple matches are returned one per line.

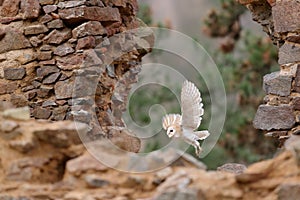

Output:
xmin=1 ymin=105 xmax=300 ymax=199
xmin=239 ymin=0 xmax=300 ymax=140
xmin=253 ymin=105 xmax=295 ymax=130
xmin=0 ymin=0 xmax=151 ymax=148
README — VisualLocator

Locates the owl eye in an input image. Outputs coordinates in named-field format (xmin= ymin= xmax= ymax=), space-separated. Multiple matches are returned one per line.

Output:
xmin=170 ymin=129 xmax=174 ymax=132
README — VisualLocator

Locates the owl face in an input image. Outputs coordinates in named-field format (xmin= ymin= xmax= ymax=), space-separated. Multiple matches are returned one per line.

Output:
xmin=166 ymin=126 xmax=176 ymax=137
xmin=162 ymin=114 xmax=182 ymax=138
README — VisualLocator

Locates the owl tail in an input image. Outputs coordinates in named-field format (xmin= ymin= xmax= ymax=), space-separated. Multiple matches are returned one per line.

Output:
xmin=194 ymin=130 xmax=210 ymax=140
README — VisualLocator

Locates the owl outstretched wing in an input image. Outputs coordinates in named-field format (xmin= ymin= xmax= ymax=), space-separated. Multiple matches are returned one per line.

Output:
xmin=181 ymin=80 xmax=204 ymax=130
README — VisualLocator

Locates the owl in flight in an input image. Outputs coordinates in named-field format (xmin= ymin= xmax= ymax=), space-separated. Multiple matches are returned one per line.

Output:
xmin=162 ymin=80 xmax=210 ymax=156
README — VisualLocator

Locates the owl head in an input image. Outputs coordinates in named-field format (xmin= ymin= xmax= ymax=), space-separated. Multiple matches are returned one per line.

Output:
xmin=162 ymin=114 xmax=182 ymax=137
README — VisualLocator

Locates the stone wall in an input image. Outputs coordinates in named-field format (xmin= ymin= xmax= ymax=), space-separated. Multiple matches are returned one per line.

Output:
xmin=239 ymin=0 xmax=300 ymax=143
xmin=1 ymin=104 xmax=300 ymax=200
xmin=0 ymin=0 xmax=150 ymax=147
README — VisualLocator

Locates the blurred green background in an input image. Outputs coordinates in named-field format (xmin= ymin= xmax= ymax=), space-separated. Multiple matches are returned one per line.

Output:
xmin=129 ymin=0 xmax=278 ymax=169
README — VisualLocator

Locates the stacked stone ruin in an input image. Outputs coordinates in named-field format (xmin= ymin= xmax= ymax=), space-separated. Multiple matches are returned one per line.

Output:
xmin=238 ymin=0 xmax=300 ymax=143
xmin=0 ymin=0 xmax=150 ymax=145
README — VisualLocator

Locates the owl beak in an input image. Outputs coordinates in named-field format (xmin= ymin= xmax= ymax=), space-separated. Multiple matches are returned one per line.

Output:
xmin=167 ymin=131 xmax=174 ymax=138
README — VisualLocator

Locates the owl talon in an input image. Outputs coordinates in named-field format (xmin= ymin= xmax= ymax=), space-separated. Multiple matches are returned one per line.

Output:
xmin=195 ymin=145 xmax=202 ymax=156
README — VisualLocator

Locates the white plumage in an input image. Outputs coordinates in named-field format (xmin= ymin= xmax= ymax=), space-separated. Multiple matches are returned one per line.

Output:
xmin=162 ymin=80 xmax=210 ymax=156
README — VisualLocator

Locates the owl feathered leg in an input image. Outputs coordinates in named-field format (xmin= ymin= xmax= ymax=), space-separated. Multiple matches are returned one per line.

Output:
xmin=183 ymin=137 xmax=202 ymax=156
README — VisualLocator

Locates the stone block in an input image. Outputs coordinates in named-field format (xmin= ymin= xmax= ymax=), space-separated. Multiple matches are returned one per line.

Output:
xmin=54 ymin=79 xmax=74 ymax=100
xmin=76 ymin=36 xmax=96 ymax=50
xmin=56 ymin=54 xmax=84 ymax=70
xmin=263 ymin=71 xmax=292 ymax=96
xmin=278 ymin=42 xmax=300 ymax=65
xmin=54 ymin=43 xmax=74 ymax=57
xmin=273 ymin=1 xmax=300 ymax=33
xmin=36 ymin=65 xmax=59 ymax=77
xmin=4 ymin=67 xmax=26 ymax=80
xmin=47 ymin=19 xmax=64 ymax=29
xmin=37 ymin=85 xmax=53 ymax=98
xmin=42 ymin=5 xmax=57 ymax=14
xmin=0 ymin=82 xmax=18 ymax=94
xmin=38 ymin=51 xmax=53 ymax=61
xmin=39 ymin=14 xmax=53 ymax=24
xmin=20 ymin=0 xmax=41 ymax=19
xmin=24 ymin=24 xmax=49 ymax=35
xmin=39 ymin=0 xmax=54 ymax=5
xmin=278 ymin=183 xmax=300 ymax=200
xmin=57 ymin=0 xmax=86 ymax=9
xmin=0 ymin=0 xmax=21 ymax=17
xmin=32 ymin=107 xmax=52 ymax=119
xmin=43 ymin=29 xmax=72 ymax=45
xmin=72 ymin=21 xmax=106 ymax=38
xmin=0 ymin=27 xmax=31 ymax=54
xmin=65 ymin=152 xmax=107 ymax=175
xmin=253 ymin=105 xmax=295 ymax=130
xmin=33 ymin=120 xmax=83 ymax=147
xmin=42 ymin=72 xmax=61 ymax=84
xmin=58 ymin=6 xmax=121 ymax=25
xmin=293 ymin=97 xmax=300 ymax=110
xmin=73 ymin=75 xmax=99 ymax=98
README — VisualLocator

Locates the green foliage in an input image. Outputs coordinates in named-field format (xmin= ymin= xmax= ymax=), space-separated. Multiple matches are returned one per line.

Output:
xmin=132 ymin=1 xmax=278 ymax=168
xmin=137 ymin=4 xmax=152 ymax=25
xmin=129 ymin=85 xmax=180 ymax=126
xmin=202 ymin=30 xmax=278 ymax=168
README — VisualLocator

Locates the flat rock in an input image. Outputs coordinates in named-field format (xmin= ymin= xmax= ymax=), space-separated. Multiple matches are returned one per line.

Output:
xmin=76 ymin=36 xmax=96 ymax=50
xmin=0 ymin=27 xmax=31 ymax=54
xmin=4 ymin=67 xmax=26 ymax=80
xmin=43 ymin=29 xmax=72 ymax=45
xmin=43 ymin=5 xmax=57 ymax=14
xmin=36 ymin=65 xmax=59 ymax=77
xmin=29 ymin=36 xmax=42 ymax=47
xmin=5 ymin=49 xmax=37 ymax=65
xmin=43 ymin=72 xmax=61 ymax=84
xmin=279 ymin=42 xmax=300 ymax=65
xmin=72 ymin=21 xmax=106 ymax=38
xmin=39 ymin=0 xmax=54 ymax=5
xmin=32 ymin=107 xmax=52 ymax=119
xmin=42 ymin=100 xmax=57 ymax=107
xmin=0 ymin=82 xmax=18 ymax=95
xmin=273 ymin=1 xmax=300 ymax=33
xmin=253 ymin=105 xmax=295 ymax=130
xmin=54 ymin=43 xmax=75 ymax=57
xmin=51 ymin=105 xmax=68 ymax=120
xmin=54 ymin=79 xmax=74 ymax=100
xmin=278 ymin=183 xmax=300 ymax=200
xmin=65 ymin=151 xmax=107 ymax=175
xmin=84 ymin=174 xmax=110 ymax=188
xmin=20 ymin=0 xmax=41 ymax=19
xmin=37 ymin=85 xmax=53 ymax=98
xmin=47 ymin=19 xmax=64 ymax=29
xmin=57 ymin=0 xmax=87 ymax=9
xmin=73 ymin=74 xmax=99 ymax=98
xmin=0 ymin=119 xmax=19 ymax=132
xmin=24 ymin=24 xmax=49 ymax=35
xmin=2 ymin=107 xmax=30 ymax=120
xmin=33 ymin=120 xmax=84 ymax=147
xmin=0 ymin=0 xmax=21 ymax=17
xmin=155 ymin=189 xmax=200 ymax=200
xmin=39 ymin=14 xmax=53 ymax=24
xmin=58 ymin=6 xmax=121 ymax=25
xmin=56 ymin=54 xmax=84 ymax=70
xmin=37 ymin=51 xmax=53 ymax=61
xmin=9 ymin=132 xmax=36 ymax=153
xmin=263 ymin=71 xmax=292 ymax=96
xmin=217 ymin=163 xmax=247 ymax=175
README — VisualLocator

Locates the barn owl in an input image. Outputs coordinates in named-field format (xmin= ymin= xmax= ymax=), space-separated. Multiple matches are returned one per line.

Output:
xmin=162 ymin=80 xmax=210 ymax=156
